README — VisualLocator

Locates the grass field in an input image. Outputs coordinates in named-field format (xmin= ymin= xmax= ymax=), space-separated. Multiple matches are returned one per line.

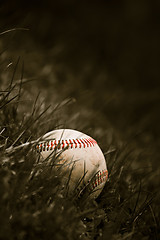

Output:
xmin=0 ymin=1 xmax=160 ymax=239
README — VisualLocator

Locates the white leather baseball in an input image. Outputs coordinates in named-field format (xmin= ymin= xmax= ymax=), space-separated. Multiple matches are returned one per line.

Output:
xmin=36 ymin=129 xmax=108 ymax=199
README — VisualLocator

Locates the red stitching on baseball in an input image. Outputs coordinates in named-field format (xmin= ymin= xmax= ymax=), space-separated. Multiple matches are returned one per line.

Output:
xmin=73 ymin=139 xmax=77 ymax=148
xmin=80 ymin=139 xmax=85 ymax=148
xmin=47 ymin=142 xmax=50 ymax=151
xmin=65 ymin=140 xmax=69 ymax=148
xmin=51 ymin=141 xmax=54 ymax=150
xmin=88 ymin=138 xmax=93 ymax=147
xmin=37 ymin=137 xmax=99 ymax=152
xmin=92 ymin=138 xmax=96 ymax=146
xmin=83 ymin=138 xmax=89 ymax=147
xmin=43 ymin=143 xmax=46 ymax=151
xmin=69 ymin=139 xmax=73 ymax=148
xmin=76 ymin=139 xmax=81 ymax=148
xmin=62 ymin=140 xmax=65 ymax=149
xmin=86 ymin=138 xmax=92 ymax=147
xmin=88 ymin=169 xmax=108 ymax=192
xmin=54 ymin=140 xmax=57 ymax=148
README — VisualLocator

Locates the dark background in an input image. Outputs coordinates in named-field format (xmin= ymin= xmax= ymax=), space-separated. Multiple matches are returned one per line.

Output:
xmin=0 ymin=0 xmax=160 ymax=159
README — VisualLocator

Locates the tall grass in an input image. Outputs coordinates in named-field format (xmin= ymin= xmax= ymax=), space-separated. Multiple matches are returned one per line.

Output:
xmin=0 ymin=34 xmax=159 ymax=240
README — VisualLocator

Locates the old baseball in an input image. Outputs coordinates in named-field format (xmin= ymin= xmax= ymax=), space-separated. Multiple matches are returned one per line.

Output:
xmin=36 ymin=129 xmax=108 ymax=199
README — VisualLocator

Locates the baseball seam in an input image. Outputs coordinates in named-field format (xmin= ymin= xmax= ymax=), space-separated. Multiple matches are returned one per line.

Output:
xmin=77 ymin=169 xmax=108 ymax=197
xmin=90 ymin=169 xmax=108 ymax=191
xmin=37 ymin=137 xmax=97 ymax=152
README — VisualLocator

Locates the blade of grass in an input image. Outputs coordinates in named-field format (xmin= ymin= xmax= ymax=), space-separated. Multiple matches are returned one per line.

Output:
xmin=133 ymin=192 xmax=157 ymax=224
xmin=0 ymin=28 xmax=29 ymax=36
xmin=9 ymin=56 xmax=20 ymax=92
xmin=0 ymin=84 xmax=16 ymax=105
xmin=132 ymin=181 xmax=141 ymax=218
xmin=149 ymin=205 xmax=158 ymax=240
xmin=0 ymin=93 xmax=19 ymax=110
xmin=31 ymin=92 xmax=41 ymax=116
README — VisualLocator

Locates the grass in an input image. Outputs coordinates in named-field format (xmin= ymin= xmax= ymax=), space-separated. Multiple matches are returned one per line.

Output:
xmin=0 ymin=29 xmax=160 ymax=240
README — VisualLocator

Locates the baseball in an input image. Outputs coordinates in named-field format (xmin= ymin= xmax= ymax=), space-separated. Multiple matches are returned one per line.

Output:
xmin=36 ymin=129 xmax=108 ymax=200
